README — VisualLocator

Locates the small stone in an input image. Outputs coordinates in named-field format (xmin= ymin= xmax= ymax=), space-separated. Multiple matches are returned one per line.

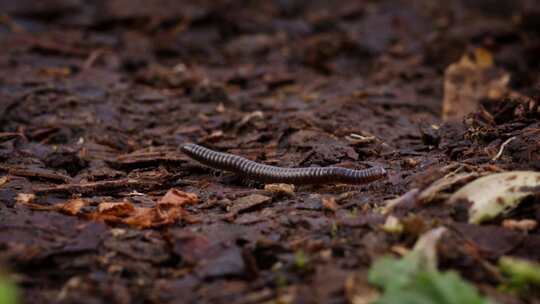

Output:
xmin=264 ymin=183 xmax=295 ymax=197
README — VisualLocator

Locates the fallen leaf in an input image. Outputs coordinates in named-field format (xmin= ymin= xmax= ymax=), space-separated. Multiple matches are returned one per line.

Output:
xmin=59 ymin=198 xmax=86 ymax=215
xmin=368 ymin=227 xmax=490 ymax=304
xmin=0 ymin=274 xmax=19 ymax=304
xmin=159 ymin=188 xmax=198 ymax=207
xmin=121 ymin=190 xmax=199 ymax=228
xmin=442 ymin=48 xmax=510 ymax=121
xmin=411 ymin=227 xmax=448 ymax=272
xmin=97 ymin=201 xmax=135 ymax=217
xmin=448 ymin=171 xmax=540 ymax=224
xmin=122 ymin=207 xmax=163 ymax=229
xmin=17 ymin=187 xmax=199 ymax=229
xmin=499 ymin=256 xmax=540 ymax=293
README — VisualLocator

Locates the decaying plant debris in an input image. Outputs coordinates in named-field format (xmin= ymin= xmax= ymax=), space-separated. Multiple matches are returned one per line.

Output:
xmin=1 ymin=1 xmax=540 ymax=303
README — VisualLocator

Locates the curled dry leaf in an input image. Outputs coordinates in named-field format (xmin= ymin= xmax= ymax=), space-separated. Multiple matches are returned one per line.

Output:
xmin=159 ymin=188 xmax=199 ymax=206
xmin=122 ymin=207 xmax=184 ymax=229
xmin=59 ymin=198 xmax=86 ymax=215
xmin=119 ymin=189 xmax=198 ymax=229
xmin=97 ymin=202 xmax=135 ymax=215
xmin=448 ymin=171 xmax=540 ymax=224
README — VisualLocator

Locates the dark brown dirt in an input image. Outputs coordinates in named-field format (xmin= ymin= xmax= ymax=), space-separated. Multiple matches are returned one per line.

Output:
xmin=1 ymin=1 xmax=540 ymax=303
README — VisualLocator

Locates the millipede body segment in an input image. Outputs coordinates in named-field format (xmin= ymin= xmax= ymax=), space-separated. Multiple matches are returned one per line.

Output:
xmin=181 ymin=143 xmax=386 ymax=185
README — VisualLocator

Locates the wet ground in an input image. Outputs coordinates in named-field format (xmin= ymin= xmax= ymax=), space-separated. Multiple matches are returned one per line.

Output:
xmin=1 ymin=1 xmax=540 ymax=303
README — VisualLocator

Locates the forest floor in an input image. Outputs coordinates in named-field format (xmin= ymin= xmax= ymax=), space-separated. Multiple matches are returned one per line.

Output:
xmin=1 ymin=1 xmax=540 ymax=303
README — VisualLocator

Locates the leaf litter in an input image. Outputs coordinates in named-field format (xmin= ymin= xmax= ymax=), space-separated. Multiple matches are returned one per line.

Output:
xmin=1 ymin=1 xmax=540 ymax=303
xmin=18 ymin=188 xmax=198 ymax=229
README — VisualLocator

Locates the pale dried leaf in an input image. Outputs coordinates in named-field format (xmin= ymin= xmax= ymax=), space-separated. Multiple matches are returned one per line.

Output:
xmin=411 ymin=227 xmax=448 ymax=272
xmin=448 ymin=171 xmax=540 ymax=224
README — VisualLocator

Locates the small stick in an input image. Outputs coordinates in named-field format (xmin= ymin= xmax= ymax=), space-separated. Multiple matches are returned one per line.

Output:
xmin=492 ymin=136 xmax=516 ymax=161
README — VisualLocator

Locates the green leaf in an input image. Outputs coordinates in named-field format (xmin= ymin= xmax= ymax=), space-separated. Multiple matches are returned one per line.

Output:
xmin=0 ymin=276 xmax=18 ymax=304
xmin=368 ymin=228 xmax=492 ymax=304
xmin=368 ymin=255 xmax=420 ymax=292
xmin=370 ymin=269 xmax=490 ymax=304
xmin=498 ymin=256 xmax=540 ymax=294
xmin=413 ymin=271 xmax=489 ymax=304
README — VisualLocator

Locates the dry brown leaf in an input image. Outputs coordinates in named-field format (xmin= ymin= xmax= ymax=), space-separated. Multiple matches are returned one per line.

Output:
xmin=59 ymin=198 xmax=87 ymax=215
xmin=159 ymin=188 xmax=199 ymax=207
xmin=121 ymin=190 xmax=198 ymax=229
xmin=17 ymin=187 xmax=198 ymax=229
xmin=97 ymin=201 xmax=135 ymax=217
xmin=122 ymin=207 xmax=184 ymax=229
xmin=121 ymin=207 xmax=156 ymax=228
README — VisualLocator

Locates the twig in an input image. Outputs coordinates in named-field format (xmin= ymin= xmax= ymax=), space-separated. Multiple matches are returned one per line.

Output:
xmin=492 ymin=136 xmax=516 ymax=161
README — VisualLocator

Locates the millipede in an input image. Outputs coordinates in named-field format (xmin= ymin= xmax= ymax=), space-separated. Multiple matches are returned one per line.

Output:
xmin=181 ymin=143 xmax=387 ymax=185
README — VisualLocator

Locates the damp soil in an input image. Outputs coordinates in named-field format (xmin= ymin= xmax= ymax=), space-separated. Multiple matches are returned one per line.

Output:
xmin=1 ymin=1 xmax=540 ymax=303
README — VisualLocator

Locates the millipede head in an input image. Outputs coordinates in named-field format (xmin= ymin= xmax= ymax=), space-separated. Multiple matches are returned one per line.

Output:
xmin=181 ymin=143 xmax=198 ymax=154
